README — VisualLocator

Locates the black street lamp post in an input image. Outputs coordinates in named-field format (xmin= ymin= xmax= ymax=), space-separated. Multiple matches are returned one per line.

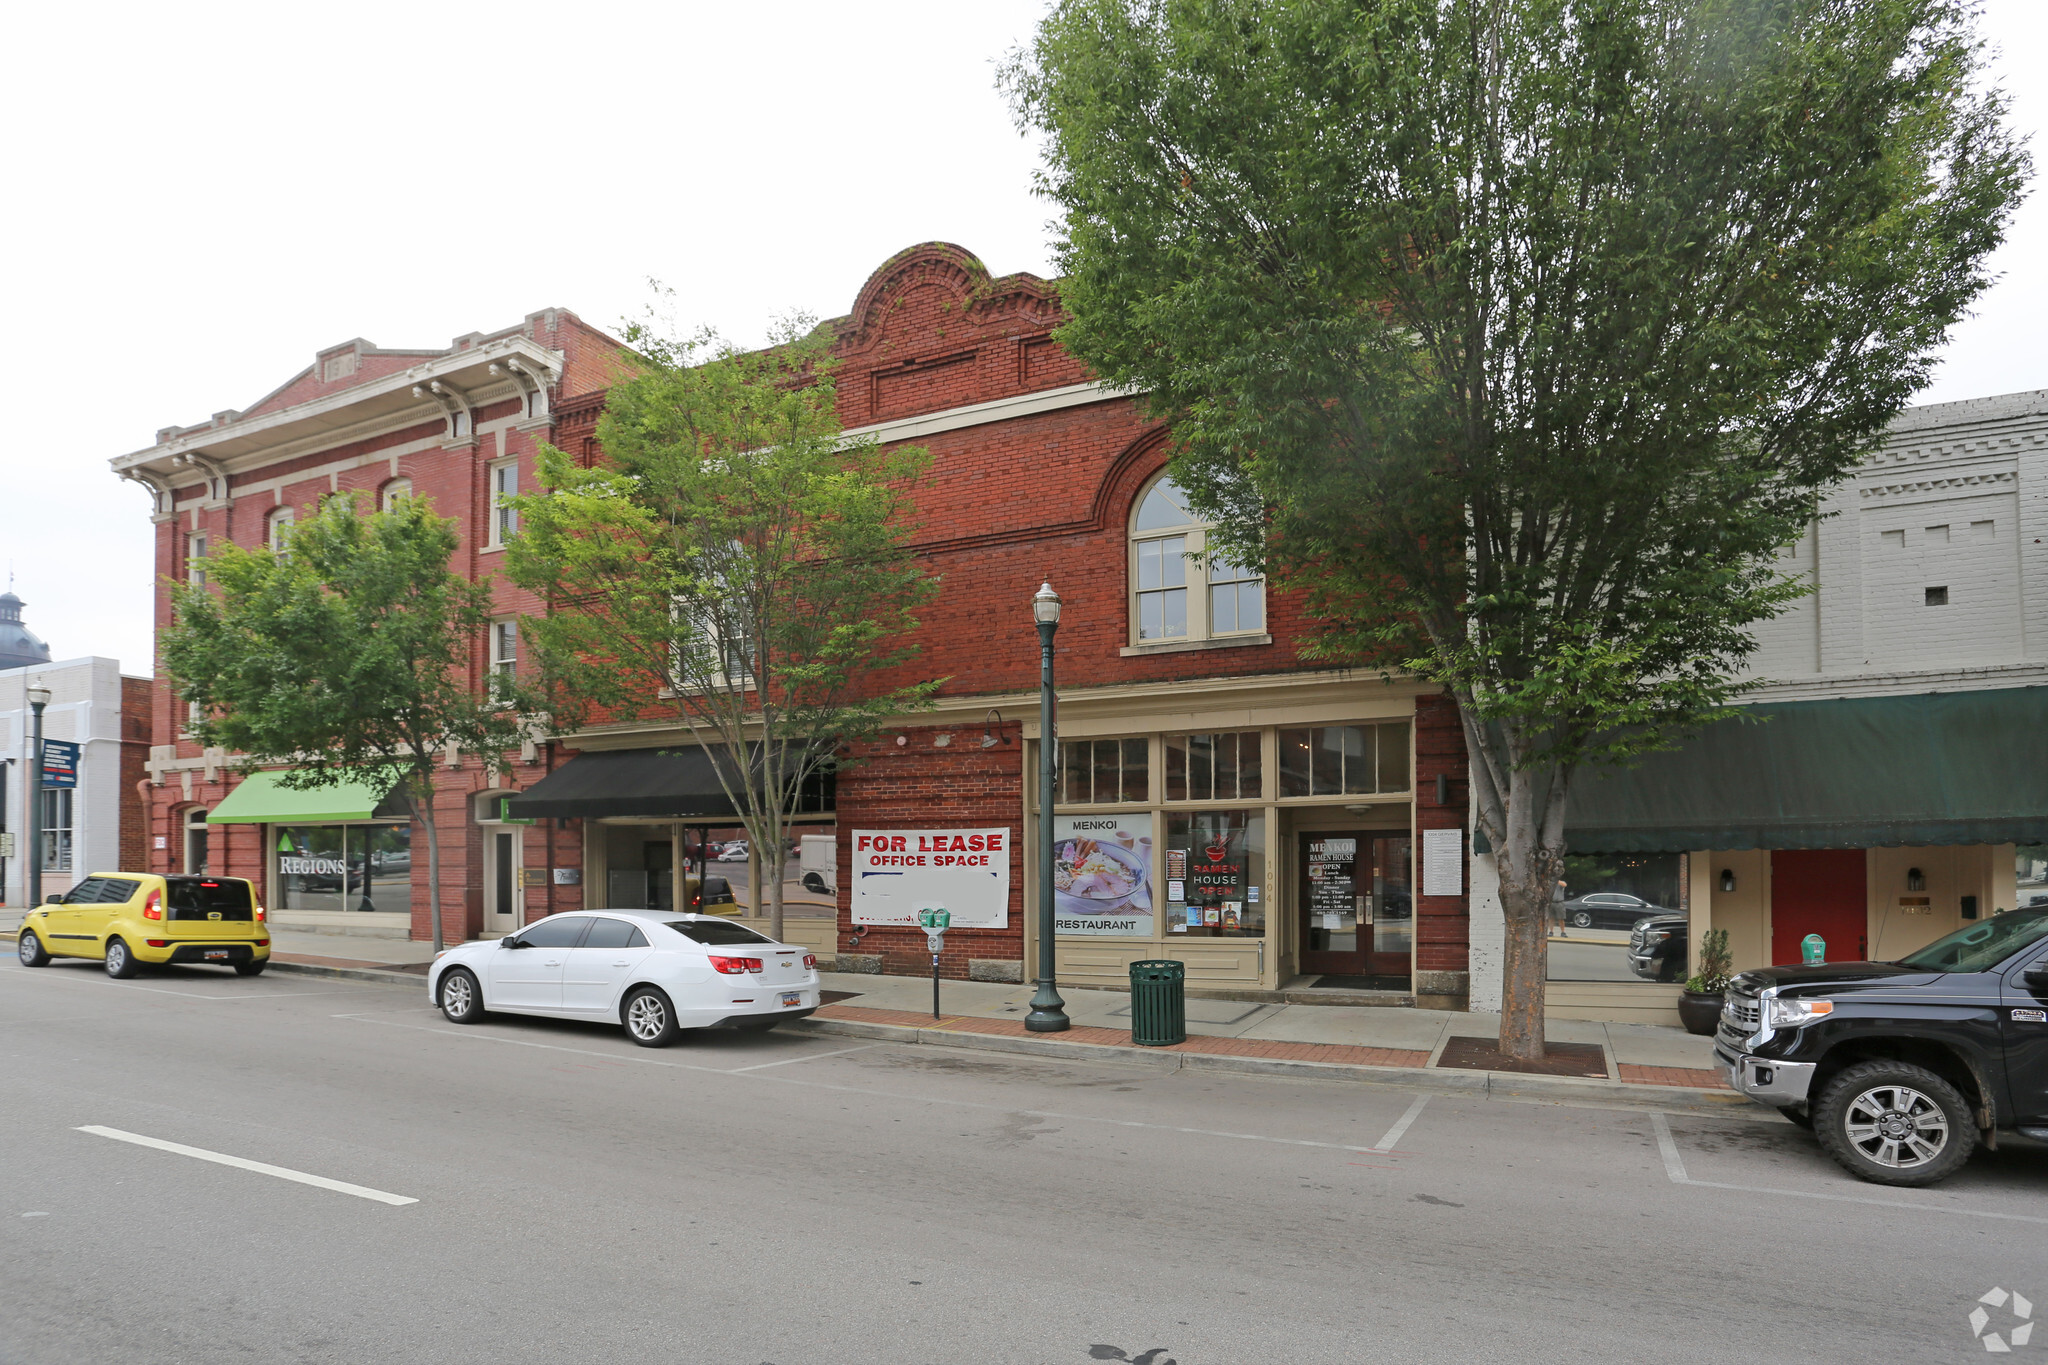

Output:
xmin=26 ymin=684 xmax=50 ymax=910
xmin=1026 ymin=582 xmax=1070 ymax=1032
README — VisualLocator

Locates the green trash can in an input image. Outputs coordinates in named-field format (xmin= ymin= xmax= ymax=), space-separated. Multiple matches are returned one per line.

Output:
xmin=1129 ymin=959 xmax=1187 ymax=1047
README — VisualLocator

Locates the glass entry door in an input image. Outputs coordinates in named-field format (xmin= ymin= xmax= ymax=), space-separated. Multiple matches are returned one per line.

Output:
xmin=484 ymin=828 xmax=522 ymax=936
xmin=1297 ymin=831 xmax=1411 ymax=980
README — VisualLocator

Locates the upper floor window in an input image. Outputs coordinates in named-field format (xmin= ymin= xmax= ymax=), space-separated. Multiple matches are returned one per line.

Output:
xmin=266 ymin=506 xmax=295 ymax=553
xmin=489 ymin=461 xmax=519 ymax=546
xmin=489 ymin=618 xmax=518 ymax=695
xmin=380 ymin=478 xmax=413 ymax=512
xmin=185 ymin=533 xmax=208 ymax=587
xmin=1130 ymin=474 xmax=1264 ymax=644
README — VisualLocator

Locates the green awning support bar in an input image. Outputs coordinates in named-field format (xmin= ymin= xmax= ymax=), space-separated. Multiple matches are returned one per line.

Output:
xmin=1553 ymin=686 xmax=2048 ymax=854
xmin=207 ymin=768 xmax=407 ymax=824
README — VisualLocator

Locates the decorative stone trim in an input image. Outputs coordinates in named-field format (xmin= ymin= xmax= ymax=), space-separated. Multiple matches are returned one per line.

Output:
xmin=969 ymin=958 xmax=1025 ymax=984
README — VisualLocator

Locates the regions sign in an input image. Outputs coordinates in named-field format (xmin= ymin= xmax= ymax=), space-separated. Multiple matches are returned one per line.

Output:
xmin=851 ymin=828 xmax=1011 ymax=927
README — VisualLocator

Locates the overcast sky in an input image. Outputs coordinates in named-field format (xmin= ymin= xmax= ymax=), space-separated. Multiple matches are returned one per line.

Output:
xmin=6 ymin=0 xmax=2045 ymax=679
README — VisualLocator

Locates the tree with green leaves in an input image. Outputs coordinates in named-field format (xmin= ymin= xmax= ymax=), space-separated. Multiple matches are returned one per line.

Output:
xmin=505 ymin=313 xmax=941 ymax=942
xmin=1008 ymin=0 xmax=2026 ymax=1056
xmin=163 ymin=493 xmax=531 ymax=952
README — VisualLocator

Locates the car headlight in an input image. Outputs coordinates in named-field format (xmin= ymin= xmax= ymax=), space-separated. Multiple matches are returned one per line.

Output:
xmin=1643 ymin=930 xmax=1670 ymax=942
xmin=1766 ymin=997 xmax=1833 ymax=1028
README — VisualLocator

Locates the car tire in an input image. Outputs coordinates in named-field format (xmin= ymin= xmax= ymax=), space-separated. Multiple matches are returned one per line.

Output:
xmin=622 ymin=986 xmax=680 ymax=1048
xmin=234 ymin=961 xmax=267 ymax=977
xmin=1569 ymin=910 xmax=1593 ymax=929
xmin=17 ymin=930 xmax=51 ymax=968
xmin=104 ymin=937 xmax=141 ymax=979
xmin=1813 ymin=1060 xmax=1976 ymax=1187
xmin=439 ymin=968 xmax=486 ymax=1024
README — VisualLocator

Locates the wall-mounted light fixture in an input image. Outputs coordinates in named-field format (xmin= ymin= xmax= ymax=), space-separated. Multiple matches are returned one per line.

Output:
xmin=1906 ymin=867 xmax=1926 ymax=892
xmin=1719 ymin=868 xmax=1737 ymax=893
xmin=1435 ymin=773 xmax=1450 ymax=806
xmin=980 ymin=708 xmax=1005 ymax=748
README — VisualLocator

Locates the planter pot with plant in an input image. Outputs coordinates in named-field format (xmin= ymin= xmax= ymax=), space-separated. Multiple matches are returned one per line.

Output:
xmin=1677 ymin=928 xmax=1733 ymax=1036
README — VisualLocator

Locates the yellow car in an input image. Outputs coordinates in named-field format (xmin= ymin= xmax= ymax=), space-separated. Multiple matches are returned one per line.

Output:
xmin=15 ymin=872 xmax=272 ymax=978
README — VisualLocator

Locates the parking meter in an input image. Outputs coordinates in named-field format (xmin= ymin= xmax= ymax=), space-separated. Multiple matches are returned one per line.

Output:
xmin=919 ymin=908 xmax=951 ymax=1018
xmin=1801 ymin=933 xmax=1826 ymax=965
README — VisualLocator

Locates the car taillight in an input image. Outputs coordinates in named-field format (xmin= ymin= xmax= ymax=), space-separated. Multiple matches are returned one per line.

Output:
xmin=147 ymin=939 xmax=170 ymax=948
xmin=256 ymin=939 xmax=269 ymax=947
xmin=708 ymin=956 xmax=763 ymax=975
xmin=803 ymin=954 xmax=816 ymax=970
xmin=255 ymin=905 xmax=266 ymax=922
xmin=142 ymin=890 xmax=163 ymax=921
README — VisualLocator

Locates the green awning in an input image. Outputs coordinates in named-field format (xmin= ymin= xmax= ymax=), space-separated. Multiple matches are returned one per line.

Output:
xmin=1564 ymin=686 xmax=2048 ymax=853
xmin=207 ymin=768 xmax=407 ymax=825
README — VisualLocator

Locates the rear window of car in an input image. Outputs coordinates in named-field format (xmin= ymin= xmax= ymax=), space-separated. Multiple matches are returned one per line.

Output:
xmin=582 ymin=918 xmax=646 ymax=950
xmin=165 ymin=878 xmax=255 ymax=920
xmin=666 ymin=919 xmax=773 ymax=946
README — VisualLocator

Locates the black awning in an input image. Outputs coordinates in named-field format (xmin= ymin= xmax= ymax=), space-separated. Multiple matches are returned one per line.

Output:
xmin=1564 ymin=686 xmax=2048 ymax=853
xmin=504 ymin=747 xmax=740 ymax=821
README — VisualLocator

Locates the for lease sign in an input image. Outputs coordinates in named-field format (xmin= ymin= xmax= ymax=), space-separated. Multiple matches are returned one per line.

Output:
xmin=851 ymin=828 xmax=1011 ymax=927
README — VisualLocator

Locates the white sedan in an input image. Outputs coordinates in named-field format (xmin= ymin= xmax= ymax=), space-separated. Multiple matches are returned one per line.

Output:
xmin=427 ymin=909 xmax=820 ymax=1047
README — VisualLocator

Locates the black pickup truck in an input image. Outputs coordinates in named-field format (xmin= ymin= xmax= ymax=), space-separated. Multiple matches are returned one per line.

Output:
xmin=1715 ymin=905 xmax=2048 ymax=1187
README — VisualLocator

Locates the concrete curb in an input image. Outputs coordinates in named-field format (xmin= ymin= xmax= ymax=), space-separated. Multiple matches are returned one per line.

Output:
xmin=267 ymin=959 xmax=426 ymax=989
xmin=787 ymin=1016 xmax=1754 ymax=1116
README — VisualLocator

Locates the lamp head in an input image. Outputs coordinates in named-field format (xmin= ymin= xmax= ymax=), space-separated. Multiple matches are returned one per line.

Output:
xmin=26 ymin=685 xmax=51 ymax=708
xmin=1031 ymin=582 xmax=1061 ymax=626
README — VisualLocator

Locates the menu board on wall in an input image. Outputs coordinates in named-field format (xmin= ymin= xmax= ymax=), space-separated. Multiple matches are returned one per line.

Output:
xmin=1422 ymin=827 xmax=1463 ymax=897
xmin=1053 ymin=815 xmax=1153 ymax=937
xmin=1306 ymin=836 xmax=1358 ymax=919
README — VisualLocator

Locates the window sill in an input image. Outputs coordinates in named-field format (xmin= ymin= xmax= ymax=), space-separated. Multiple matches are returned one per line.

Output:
xmin=479 ymin=544 xmax=505 ymax=555
xmin=1119 ymin=633 xmax=1271 ymax=658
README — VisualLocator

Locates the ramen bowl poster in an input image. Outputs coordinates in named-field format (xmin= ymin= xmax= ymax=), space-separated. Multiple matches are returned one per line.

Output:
xmin=851 ymin=828 xmax=1011 ymax=927
xmin=1054 ymin=816 xmax=1154 ymax=936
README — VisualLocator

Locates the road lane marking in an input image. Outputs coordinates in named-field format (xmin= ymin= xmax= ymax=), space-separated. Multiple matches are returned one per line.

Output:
xmin=727 ymin=1044 xmax=878 ymax=1073
xmin=1370 ymin=1094 xmax=1429 ymax=1152
xmin=75 ymin=1125 xmax=418 ymax=1206
xmin=1649 ymin=1111 xmax=2048 ymax=1226
xmin=338 ymin=1012 xmax=1413 ymax=1156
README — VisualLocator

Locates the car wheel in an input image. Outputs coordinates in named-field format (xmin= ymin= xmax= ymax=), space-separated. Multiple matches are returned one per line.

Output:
xmin=622 ymin=986 xmax=680 ymax=1048
xmin=17 ymin=930 xmax=52 ymax=968
xmin=1569 ymin=910 xmax=1593 ymax=929
xmin=104 ymin=937 xmax=141 ymax=979
xmin=234 ymin=961 xmax=267 ymax=977
xmin=438 ymin=968 xmax=486 ymax=1024
xmin=1813 ymin=1060 xmax=1975 ymax=1187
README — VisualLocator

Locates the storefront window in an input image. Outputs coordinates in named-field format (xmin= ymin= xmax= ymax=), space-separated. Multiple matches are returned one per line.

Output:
xmin=1054 ymin=814 xmax=1154 ymax=936
xmin=1059 ymin=738 xmax=1147 ymax=805
xmin=1165 ymin=732 xmax=1261 ymax=801
xmin=1279 ymin=723 xmax=1410 ymax=797
xmin=1547 ymin=852 xmax=1684 ymax=982
xmin=2018 ymin=845 xmax=2048 ymax=909
xmin=40 ymin=788 xmax=73 ymax=872
xmin=277 ymin=824 xmax=411 ymax=915
xmin=1165 ymin=810 xmax=1265 ymax=937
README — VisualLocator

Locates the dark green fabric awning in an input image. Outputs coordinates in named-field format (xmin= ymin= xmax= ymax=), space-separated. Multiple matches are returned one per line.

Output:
xmin=1564 ymin=686 xmax=2048 ymax=853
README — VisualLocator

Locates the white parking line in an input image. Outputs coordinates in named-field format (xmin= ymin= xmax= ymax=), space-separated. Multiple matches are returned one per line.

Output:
xmin=76 ymin=1126 xmax=418 ymax=1206
xmin=726 ymin=1044 xmax=878 ymax=1073
xmin=1370 ymin=1094 xmax=1430 ymax=1152
xmin=338 ymin=1012 xmax=1402 ymax=1155
xmin=1648 ymin=1111 xmax=2048 ymax=1226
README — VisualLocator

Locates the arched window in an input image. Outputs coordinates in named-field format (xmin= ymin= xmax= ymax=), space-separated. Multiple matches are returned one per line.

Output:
xmin=266 ymin=505 xmax=296 ymax=553
xmin=1129 ymin=474 xmax=1264 ymax=644
xmin=379 ymin=477 xmax=413 ymax=512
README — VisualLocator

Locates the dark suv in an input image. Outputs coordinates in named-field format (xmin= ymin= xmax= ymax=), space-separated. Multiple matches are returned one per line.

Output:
xmin=1715 ymin=906 xmax=2048 ymax=1187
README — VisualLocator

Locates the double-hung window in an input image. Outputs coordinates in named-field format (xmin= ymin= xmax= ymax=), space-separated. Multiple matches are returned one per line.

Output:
xmin=1129 ymin=475 xmax=1264 ymax=645
xmin=488 ymin=461 xmax=519 ymax=547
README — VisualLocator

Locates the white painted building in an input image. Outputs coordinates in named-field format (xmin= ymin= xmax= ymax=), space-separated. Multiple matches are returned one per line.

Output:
xmin=1 ymin=657 xmax=147 ymax=914
xmin=1471 ymin=388 xmax=2048 ymax=1022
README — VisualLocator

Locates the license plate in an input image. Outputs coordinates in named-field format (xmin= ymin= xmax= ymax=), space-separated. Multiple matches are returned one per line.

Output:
xmin=781 ymin=992 xmax=803 ymax=1008
xmin=203 ymin=950 xmax=231 ymax=961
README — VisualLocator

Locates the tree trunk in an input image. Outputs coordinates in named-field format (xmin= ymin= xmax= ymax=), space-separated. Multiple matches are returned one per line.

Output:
xmin=765 ymin=818 xmax=786 ymax=944
xmin=415 ymin=775 xmax=445 ymax=954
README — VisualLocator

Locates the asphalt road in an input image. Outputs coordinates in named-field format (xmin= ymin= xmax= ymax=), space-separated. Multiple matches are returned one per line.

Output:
xmin=4 ymin=956 xmax=2044 ymax=1365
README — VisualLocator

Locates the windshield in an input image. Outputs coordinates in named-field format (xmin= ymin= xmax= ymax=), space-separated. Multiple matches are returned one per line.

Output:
xmin=1898 ymin=908 xmax=2048 ymax=975
xmin=666 ymin=919 xmax=773 ymax=946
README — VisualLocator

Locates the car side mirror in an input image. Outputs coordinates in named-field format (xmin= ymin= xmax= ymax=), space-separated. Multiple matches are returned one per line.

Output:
xmin=43 ymin=893 xmax=62 ymax=904
xmin=500 ymin=935 xmax=521 ymax=949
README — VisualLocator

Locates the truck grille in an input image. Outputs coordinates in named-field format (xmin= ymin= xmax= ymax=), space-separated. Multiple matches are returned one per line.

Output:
xmin=1629 ymin=926 xmax=1645 ymax=950
xmin=1723 ymin=993 xmax=1760 ymax=1029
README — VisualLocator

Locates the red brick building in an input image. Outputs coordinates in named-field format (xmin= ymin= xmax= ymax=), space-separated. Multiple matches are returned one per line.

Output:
xmin=112 ymin=244 xmax=1472 ymax=1003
